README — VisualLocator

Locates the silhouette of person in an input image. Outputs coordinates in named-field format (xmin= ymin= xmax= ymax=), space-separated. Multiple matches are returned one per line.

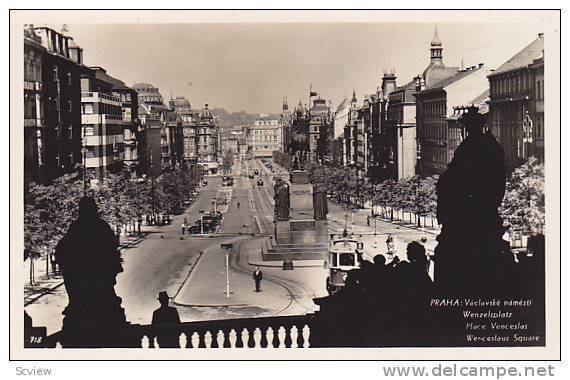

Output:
xmin=182 ymin=218 xmax=188 ymax=235
xmin=151 ymin=291 xmax=181 ymax=348
xmin=253 ymin=267 xmax=263 ymax=292
xmin=55 ymin=196 xmax=126 ymax=347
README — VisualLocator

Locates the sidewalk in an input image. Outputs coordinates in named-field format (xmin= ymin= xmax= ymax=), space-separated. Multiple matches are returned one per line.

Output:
xmin=23 ymin=225 xmax=157 ymax=306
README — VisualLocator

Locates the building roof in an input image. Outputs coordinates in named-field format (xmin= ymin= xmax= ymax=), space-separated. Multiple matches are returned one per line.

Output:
xmin=335 ymin=97 xmax=350 ymax=113
xmin=391 ymin=80 xmax=417 ymax=102
xmin=426 ymin=65 xmax=484 ymax=91
xmin=92 ymin=68 xmax=131 ymax=91
xmin=491 ymin=34 xmax=544 ymax=76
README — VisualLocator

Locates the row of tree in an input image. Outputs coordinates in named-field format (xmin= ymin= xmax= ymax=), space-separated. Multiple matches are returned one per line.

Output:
xmin=310 ymin=157 xmax=545 ymax=234
xmin=24 ymin=169 xmax=199 ymax=259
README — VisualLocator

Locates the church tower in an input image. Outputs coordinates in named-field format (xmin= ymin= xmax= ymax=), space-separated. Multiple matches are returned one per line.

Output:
xmin=430 ymin=25 xmax=443 ymax=62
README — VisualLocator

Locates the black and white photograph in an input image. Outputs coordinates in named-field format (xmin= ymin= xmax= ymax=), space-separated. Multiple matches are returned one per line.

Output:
xmin=9 ymin=9 xmax=561 ymax=361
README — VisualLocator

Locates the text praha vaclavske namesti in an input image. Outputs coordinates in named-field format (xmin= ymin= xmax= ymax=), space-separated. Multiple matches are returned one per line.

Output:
xmin=430 ymin=298 xmax=541 ymax=344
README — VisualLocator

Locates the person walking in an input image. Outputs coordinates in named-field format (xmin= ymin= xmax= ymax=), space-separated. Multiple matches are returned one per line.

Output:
xmin=386 ymin=234 xmax=395 ymax=256
xmin=237 ymin=201 xmax=241 ymax=209
xmin=253 ymin=267 xmax=263 ymax=292
xmin=181 ymin=218 xmax=188 ymax=235
xmin=151 ymin=291 xmax=181 ymax=348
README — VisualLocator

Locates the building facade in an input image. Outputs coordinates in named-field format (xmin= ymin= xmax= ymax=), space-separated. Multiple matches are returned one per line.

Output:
xmin=247 ymin=117 xmax=284 ymax=158
xmin=415 ymin=64 xmax=490 ymax=177
xmin=488 ymin=34 xmax=544 ymax=174
xmin=80 ymin=67 xmax=125 ymax=175
xmin=25 ymin=26 xmax=84 ymax=187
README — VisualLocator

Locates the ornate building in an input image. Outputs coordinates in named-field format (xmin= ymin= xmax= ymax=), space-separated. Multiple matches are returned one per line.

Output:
xmin=24 ymin=26 xmax=84 ymax=188
xmin=414 ymin=27 xmax=490 ymax=177
xmin=488 ymin=34 xmax=544 ymax=174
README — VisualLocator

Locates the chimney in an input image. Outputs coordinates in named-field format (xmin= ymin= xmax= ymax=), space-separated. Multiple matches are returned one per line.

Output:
xmin=478 ymin=63 xmax=484 ymax=68
xmin=414 ymin=75 xmax=424 ymax=93
xmin=538 ymin=33 xmax=544 ymax=39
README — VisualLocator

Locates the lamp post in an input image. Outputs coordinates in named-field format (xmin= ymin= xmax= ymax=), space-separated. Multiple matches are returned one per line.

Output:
xmin=199 ymin=210 xmax=205 ymax=235
xmin=44 ymin=245 xmax=49 ymax=280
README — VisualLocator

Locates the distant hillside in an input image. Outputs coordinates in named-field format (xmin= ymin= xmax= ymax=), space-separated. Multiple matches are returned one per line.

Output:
xmin=211 ymin=108 xmax=281 ymax=128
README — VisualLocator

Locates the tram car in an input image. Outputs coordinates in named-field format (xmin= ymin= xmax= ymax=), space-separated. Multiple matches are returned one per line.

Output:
xmin=326 ymin=236 xmax=362 ymax=295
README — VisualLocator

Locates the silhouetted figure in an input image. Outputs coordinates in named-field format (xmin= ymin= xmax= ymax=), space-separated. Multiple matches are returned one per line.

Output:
xmin=151 ymin=291 xmax=181 ymax=348
xmin=274 ymin=179 xmax=290 ymax=221
xmin=253 ymin=267 xmax=263 ymax=292
xmin=313 ymin=183 xmax=328 ymax=220
xmin=434 ymin=106 xmax=507 ymax=295
xmin=55 ymin=196 xmax=127 ymax=347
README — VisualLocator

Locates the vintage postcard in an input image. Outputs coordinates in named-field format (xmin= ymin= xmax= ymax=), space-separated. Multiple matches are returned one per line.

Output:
xmin=9 ymin=9 xmax=561 ymax=360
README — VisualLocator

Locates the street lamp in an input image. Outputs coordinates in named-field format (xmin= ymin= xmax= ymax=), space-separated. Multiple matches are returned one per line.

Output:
xmin=199 ymin=210 xmax=205 ymax=235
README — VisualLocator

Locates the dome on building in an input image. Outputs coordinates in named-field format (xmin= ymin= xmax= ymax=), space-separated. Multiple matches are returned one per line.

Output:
xmin=172 ymin=96 xmax=191 ymax=108
xmin=200 ymin=103 xmax=213 ymax=119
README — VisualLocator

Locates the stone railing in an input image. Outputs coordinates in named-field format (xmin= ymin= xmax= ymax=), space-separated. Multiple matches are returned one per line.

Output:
xmin=44 ymin=315 xmax=314 ymax=349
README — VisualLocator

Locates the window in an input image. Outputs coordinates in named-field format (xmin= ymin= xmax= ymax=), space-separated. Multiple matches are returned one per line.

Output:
xmin=67 ymin=71 xmax=72 ymax=86
xmin=83 ymin=125 xmax=94 ymax=136
xmin=82 ymin=103 xmax=94 ymax=114
xmin=53 ymin=65 xmax=59 ymax=81
xmin=68 ymin=100 xmax=73 ymax=112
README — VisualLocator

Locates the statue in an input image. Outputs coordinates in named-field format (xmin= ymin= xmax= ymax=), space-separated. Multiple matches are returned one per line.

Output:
xmin=434 ymin=107 xmax=507 ymax=295
xmin=274 ymin=179 xmax=290 ymax=221
xmin=55 ymin=196 xmax=127 ymax=347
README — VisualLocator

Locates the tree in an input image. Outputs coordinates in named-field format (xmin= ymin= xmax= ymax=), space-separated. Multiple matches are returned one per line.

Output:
xmin=500 ymin=157 xmax=545 ymax=234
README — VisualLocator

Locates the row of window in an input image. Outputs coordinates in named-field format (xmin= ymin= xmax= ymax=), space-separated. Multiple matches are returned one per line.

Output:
xmin=422 ymin=122 xmax=448 ymax=141
xmin=490 ymin=71 xmax=534 ymax=96
xmin=421 ymin=101 xmax=446 ymax=117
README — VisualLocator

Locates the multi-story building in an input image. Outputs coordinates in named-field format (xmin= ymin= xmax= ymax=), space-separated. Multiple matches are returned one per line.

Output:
xmin=89 ymin=67 xmax=138 ymax=174
xmin=387 ymin=80 xmax=418 ymax=180
xmin=132 ymin=83 xmax=171 ymax=171
xmin=24 ymin=26 xmax=45 ymax=194
xmin=415 ymin=63 xmax=490 ymax=177
xmin=307 ymin=97 xmax=334 ymax=162
xmin=137 ymin=103 xmax=163 ymax=179
xmin=80 ymin=67 xmax=125 ymax=175
xmin=247 ymin=117 xmax=284 ymax=158
xmin=25 ymin=26 xmax=84 ymax=187
xmin=488 ymin=34 xmax=544 ymax=173
xmin=195 ymin=104 xmax=220 ymax=174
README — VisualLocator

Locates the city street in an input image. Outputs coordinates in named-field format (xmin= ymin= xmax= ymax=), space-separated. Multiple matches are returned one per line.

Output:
xmin=24 ymin=158 xmax=443 ymax=335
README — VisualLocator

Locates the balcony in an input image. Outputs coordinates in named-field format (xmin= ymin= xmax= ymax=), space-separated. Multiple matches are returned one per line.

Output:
xmin=81 ymin=92 xmax=121 ymax=106
xmin=43 ymin=315 xmax=313 ymax=349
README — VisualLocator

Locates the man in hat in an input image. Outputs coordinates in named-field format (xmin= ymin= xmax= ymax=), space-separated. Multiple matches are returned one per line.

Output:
xmin=151 ymin=291 xmax=181 ymax=348
xmin=253 ymin=267 xmax=263 ymax=292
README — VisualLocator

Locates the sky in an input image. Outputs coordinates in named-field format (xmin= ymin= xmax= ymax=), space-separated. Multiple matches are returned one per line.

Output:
xmin=67 ymin=22 xmax=546 ymax=114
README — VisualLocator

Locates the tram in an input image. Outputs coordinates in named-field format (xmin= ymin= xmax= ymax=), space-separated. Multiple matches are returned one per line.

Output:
xmin=326 ymin=236 xmax=362 ymax=295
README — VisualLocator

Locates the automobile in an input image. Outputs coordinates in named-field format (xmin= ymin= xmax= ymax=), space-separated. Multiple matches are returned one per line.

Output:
xmin=193 ymin=221 xmax=215 ymax=233
xmin=254 ymin=169 xmax=259 ymax=175
xmin=257 ymin=178 xmax=264 ymax=186
xmin=248 ymin=173 xmax=255 ymax=179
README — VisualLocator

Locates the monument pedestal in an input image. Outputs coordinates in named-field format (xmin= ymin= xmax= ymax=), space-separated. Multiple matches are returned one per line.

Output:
xmin=289 ymin=170 xmax=315 ymax=231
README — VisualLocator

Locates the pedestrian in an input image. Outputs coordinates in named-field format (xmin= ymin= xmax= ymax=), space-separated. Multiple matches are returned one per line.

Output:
xmin=151 ymin=291 xmax=181 ymax=348
xmin=237 ymin=201 xmax=241 ymax=209
xmin=366 ymin=216 xmax=370 ymax=227
xmin=253 ymin=267 xmax=263 ymax=292
xmin=182 ymin=218 xmax=188 ymax=235
xmin=386 ymin=234 xmax=395 ymax=256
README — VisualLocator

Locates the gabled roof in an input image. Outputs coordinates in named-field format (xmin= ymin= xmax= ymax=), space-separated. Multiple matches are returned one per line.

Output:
xmin=491 ymin=35 xmax=544 ymax=76
xmin=427 ymin=66 xmax=484 ymax=91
